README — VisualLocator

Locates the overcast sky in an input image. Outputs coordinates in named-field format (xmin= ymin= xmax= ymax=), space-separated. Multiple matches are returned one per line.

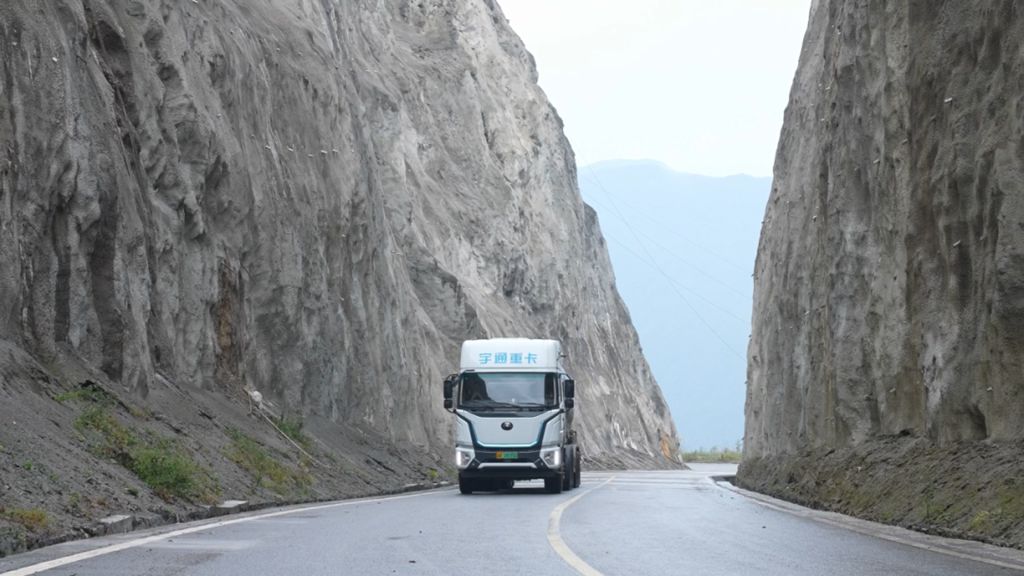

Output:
xmin=498 ymin=1 xmax=812 ymax=177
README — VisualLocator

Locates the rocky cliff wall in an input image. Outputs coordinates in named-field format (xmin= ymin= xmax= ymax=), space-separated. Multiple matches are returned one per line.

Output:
xmin=741 ymin=1 xmax=1024 ymax=547
xmin=0 ymin=0 xmax=679 ymax=551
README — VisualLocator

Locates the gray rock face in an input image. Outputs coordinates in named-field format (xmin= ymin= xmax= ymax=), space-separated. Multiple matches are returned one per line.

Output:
xmin=742 ymin=0 xmax=1024 ymax=545
xmin=0 ymin=0 xmax=678 ymax=469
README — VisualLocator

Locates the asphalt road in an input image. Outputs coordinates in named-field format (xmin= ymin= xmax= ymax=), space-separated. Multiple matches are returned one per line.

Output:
xmin=3 ymin=464 xmax=1024 ymax=575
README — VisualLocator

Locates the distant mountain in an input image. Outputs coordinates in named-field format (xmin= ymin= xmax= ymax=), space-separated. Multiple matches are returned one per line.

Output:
xmin=579 ymin=160 xmax=770 ymax=450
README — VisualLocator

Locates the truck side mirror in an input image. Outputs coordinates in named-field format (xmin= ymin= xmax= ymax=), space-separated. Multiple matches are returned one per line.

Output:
xmin=564 ymin=379 xmax=575 ymax=399
xmin=443 ymin=374 xmax=457 ymax=411
xmin=443 ymin=374 xmax=457 ymax=399
xmin=565 ymin=398 xmax=574 ymax=410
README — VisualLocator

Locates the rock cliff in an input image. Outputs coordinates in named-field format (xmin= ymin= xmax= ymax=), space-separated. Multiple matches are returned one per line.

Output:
xmin=0 ymin=0 xmax=679 ymax=552
xmin=741 ymin=1 xmax=1024 ymax=547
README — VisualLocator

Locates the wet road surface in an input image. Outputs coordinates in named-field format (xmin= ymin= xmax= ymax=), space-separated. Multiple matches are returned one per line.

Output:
xmin=3 ymin=464 xmax=1023 ymax=575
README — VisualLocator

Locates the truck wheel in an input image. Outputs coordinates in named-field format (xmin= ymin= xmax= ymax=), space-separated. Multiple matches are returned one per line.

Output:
xmin=545 ymin=475 xmax=563 ymax=494
xmin=459 ymin=476 xmax=474 ymax=495
xmin=574 ymin=451 xmax=582 ymax=488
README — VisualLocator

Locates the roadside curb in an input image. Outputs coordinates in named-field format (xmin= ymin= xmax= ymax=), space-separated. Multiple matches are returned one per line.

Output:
xmin=712 ymin=476 xmax=1024 ymax=572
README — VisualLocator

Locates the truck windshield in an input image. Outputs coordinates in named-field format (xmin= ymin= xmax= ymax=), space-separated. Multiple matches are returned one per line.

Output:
xmin=459 ymin=372 xmax=556 ymax=411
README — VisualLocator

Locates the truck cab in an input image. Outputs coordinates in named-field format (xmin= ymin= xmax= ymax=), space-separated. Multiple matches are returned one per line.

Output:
xmin=443 ymin=338 xmax=581 ymax=494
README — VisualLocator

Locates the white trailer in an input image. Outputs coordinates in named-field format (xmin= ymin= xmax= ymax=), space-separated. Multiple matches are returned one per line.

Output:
xmin=443 ymin=338 xmax=581 ymax=494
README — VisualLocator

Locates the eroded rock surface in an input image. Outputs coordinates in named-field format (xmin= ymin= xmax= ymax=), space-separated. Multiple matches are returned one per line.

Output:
xmin=0 ymin=0 xmax=679 ymax=552
xmin=742 ymin=1 xmax=1024 ymax=547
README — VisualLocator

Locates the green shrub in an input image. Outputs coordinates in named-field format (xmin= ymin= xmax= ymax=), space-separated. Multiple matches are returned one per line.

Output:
xmin=131 ymin=444 xmax=200 ymax=500
xmin=274 ymin=416 xmax=312 ymax=451
xmin=227 ymin=430 xmax=310 ymax=495
xmin=74 ymin=406 xmax=137 ymax=465
xmin=73 ymin=406 xmax=215 ymax=502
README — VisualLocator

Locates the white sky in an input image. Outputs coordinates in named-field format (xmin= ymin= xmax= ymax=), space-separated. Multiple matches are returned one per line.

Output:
xmin=498 ymin=1 xmax=813 ymax=177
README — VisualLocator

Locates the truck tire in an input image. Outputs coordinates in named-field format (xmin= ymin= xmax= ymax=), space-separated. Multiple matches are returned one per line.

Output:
xmin=459 ymin=476 xmax=474 ymax=495
xmin=545 ymin=475 xmax=563 ymax=494
xmin=574 ymin=451 xmax=582 ymax=488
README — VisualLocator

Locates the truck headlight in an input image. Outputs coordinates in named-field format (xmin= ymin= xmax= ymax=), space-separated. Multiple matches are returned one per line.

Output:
xmin=455 ymin=447 xmax=475 ymax=469
xmin=541 ymin=447 xmax=562 ymax=469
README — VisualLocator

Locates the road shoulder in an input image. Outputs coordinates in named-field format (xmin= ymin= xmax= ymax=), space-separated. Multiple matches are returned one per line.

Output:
xmin=715 ymin=476 xmax=1024 ymax=572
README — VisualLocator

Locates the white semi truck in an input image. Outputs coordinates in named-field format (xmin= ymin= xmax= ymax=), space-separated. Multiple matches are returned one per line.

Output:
xmin=442 ymin=338 xmax=582 ymax=494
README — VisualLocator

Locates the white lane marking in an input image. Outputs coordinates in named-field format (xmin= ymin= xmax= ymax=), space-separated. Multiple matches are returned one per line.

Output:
xmin=147 ymin=538 xmax=257 ymax=551
xmin=601 ymin=478 xmax=703 ymax=486
xmin=0 ymin=489 xmax=444 ymax=576
xmin=714 ymin=479 xmax=1024 ymax=573
xmin=547 ymin=477 xmax=615 ymax=576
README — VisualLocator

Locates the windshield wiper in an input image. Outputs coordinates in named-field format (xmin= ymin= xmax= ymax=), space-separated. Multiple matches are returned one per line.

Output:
xmin=461 ymin=401 xmax=552 ymax=412
xmin=461 ymin=402 xmax=534 ymax=411
xmin=486 ymin=402 xmax=528 ymax=411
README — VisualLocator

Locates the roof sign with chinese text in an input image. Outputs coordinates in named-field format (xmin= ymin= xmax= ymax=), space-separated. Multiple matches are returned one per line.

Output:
xmin=460 ymin=339 xmax=562 ymax=372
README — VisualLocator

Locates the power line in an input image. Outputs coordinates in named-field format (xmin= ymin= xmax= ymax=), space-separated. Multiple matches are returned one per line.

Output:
xmin=584 ymin=193 xmax=747 ymax=300
xmin=580 ymin=167 xmax=747 ymax=360
xmin=604 ymin=235 xmax=749 ymax=327
xmin=579 ymin=165 xmax=755 ymax=274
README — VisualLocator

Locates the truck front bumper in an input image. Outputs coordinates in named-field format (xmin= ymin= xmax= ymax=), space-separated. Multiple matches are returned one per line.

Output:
xmin=459 ymin=447 xmax=561 ymax=480
xmin=459 ymin=467 xmax=560 ymax=481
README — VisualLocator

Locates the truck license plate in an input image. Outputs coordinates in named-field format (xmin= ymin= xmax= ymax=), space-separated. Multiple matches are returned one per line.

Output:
xmin=495 ymin=451 xmax=518 ymax=460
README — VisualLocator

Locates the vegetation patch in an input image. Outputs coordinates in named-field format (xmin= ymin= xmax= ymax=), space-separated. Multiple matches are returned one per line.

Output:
xmin=968 ymin=510 xmax=994 ymax=534
xmin=1 ymin=508 xmax=49 ymax=532
xmin=73 ymin=405 xmax=215 ymax=502
xmin=132 ymin=443 xmax=210 ymax=501
xmin=971 ymin=482 xmax=1024 ymax=539
xmin=273 ymin=415 xmax=313 ymax=451
xmin=227 ymin=429 xmax=311 ymax=496
xmin=75 ymin=405 xmax=137 ymax=466
xmin=64 ymin=492 xmax=85 ymax=517
xmin=55 ymin=385 xmax=113 ymax=405
xmin=682 ymin=446 xmax=742 ymax=463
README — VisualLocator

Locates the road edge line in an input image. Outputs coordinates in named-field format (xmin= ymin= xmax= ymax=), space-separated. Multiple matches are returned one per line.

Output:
xmin=547 ymin=476 xmax=615 ymax=576
xmin=712 ymin=476 xmax=1024 ymax=573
